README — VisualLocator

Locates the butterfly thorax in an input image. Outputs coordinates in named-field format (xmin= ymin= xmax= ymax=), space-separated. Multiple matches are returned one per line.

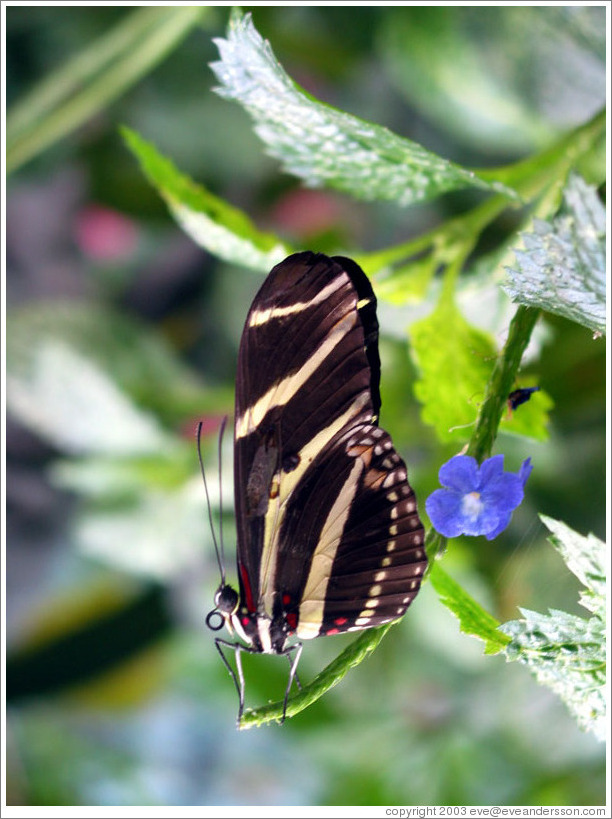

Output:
xmin=229 ymin=606 xmax=293 ymax=654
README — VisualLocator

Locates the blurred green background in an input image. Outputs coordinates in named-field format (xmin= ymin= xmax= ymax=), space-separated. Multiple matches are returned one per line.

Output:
xmin=5 ymin=5 xmax=606 ymax=807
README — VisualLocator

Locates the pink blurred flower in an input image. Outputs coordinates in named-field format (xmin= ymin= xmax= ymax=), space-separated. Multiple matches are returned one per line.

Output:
xmin=270 ymin=189 xmax=351 ymax=238
xmin=75 ymin=205 xmax=139 ymax=261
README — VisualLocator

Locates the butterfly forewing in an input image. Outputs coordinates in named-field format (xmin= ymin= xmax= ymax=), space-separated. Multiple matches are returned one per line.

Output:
xmin=234 ymin=253 xmax=381 ymax=620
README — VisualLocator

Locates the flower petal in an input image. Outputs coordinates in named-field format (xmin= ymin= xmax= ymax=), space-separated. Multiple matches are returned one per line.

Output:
xmin=425 ymin=488 xmax=466 ymax=537
xmin=481 ymin=472 xmax=525 ymax=516
xmin=518 ymin=457 xmax=533 ymax=486
xmin=477 ymin=454 xmax=505 ymax=489
xmin=427 ymin=453 xmax=533 ymax=540
xmin=485 ymin=509 xmax=514 ymax=540
xmin=438 ymin=455 xmax=479 ymax=493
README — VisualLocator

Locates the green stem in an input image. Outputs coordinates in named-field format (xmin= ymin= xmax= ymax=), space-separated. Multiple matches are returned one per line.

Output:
xmin=239 ymin=623 xmax=394 ymax=729
xmin=467 ymin=305 xmax=541 ymax=463
xmin=477 ymin=108 xmax=606 ymax=200
xmin=425 ymin=305 xmax=540 ymax=566
xmin=240 ymin=532 xmax=514 ymax=728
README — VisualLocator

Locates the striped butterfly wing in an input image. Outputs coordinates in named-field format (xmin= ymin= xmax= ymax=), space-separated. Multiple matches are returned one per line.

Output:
xmin=276 ymin=421 xmax=426 ymax=640
xmin=233 ymin=251 xmax=425 ymax=643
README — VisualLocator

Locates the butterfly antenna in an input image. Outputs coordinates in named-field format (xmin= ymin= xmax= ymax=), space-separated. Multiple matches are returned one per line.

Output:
xmin=197 ymin=420 xmax=225 ymax=586
xmin=217 ymin=416 xmax=228 ymax=578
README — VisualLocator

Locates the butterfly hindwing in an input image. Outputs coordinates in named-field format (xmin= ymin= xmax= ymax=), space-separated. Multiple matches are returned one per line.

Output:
xmin=275 ymin=422 xmax=426 ymax=640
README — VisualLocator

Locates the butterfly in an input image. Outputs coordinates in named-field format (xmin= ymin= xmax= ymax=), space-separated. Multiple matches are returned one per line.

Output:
xmin=205 ymin=251 xmax=426 ymax=723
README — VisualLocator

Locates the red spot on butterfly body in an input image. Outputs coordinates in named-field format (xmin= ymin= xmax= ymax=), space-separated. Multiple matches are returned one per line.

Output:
xmin=239 ymin=562 xmax=256 ymax=612
xmin=286 ymin=612 xmax=298 ymax=630
xmin=282 ymin=593 xmax=292 ymax=606
xmin=334 ymin=617 xmax=348 ymax=626
xmin=326 ymin=628 xmax=339 ymax=635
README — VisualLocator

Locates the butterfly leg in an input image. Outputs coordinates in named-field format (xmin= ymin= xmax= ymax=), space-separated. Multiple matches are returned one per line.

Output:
xmin=284 ymin=651 xmax=302 ymax=691
xmin=214 ymin=638 xmax=248 ymax=726
xmin=280 ymin=642 xmax=303 ymax=723
xmin=233 ymin=643 xmax=247 ymax=724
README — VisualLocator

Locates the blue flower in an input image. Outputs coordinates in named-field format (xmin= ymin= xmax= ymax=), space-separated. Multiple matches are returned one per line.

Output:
xmin=426 ymin=454 xmax=532 ymax=540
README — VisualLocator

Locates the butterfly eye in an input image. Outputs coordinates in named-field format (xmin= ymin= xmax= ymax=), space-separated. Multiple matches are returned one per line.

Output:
xmin=215 ymin=584 xmax=239 ymax=613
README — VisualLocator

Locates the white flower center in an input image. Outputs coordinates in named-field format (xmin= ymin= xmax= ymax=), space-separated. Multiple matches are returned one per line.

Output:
xmin=462 ymin=490 xmax=483 ymax=520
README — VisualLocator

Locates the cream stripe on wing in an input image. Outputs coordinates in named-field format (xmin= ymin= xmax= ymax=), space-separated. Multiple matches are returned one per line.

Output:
xmin=259 ymin=393 xmax=370 ymax=617
xmin=235 ymin=309 xmax=357 ymax=440
xmin=296 ymin=457 xmax=364 ymax=640
xmin=248 ymin=278 xmax=342 ymax=327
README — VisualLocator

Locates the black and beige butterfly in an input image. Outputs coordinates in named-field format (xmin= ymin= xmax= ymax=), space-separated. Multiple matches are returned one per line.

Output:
xmin=206 ymin=251 xmax=426 ymax=723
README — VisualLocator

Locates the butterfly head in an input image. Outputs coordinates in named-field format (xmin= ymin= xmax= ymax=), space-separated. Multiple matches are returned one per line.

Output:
xmin=206 ymin=583 xmax=239 ymax=633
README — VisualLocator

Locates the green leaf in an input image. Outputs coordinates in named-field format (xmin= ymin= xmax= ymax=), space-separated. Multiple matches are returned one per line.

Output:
xmin=428 ymin=562 xmax=509 ymax=655
xmin=210 ymin=10 xmax=519 ymax=208
xmin=538 ymin=515 xmax=605 ymax=618
xmin=502 ymin=608 xmax=605 ymax=741
xmin=372 ymin=255 xmax=438 ymax=305
xmin=500 ymin=517 xmax=606 ymax=740
xmin=67 ymin=481 xmax=212 ymax=580
xmin=410 ymin=294 xmax=496 ymax=443
xmin=51 ymin=451 xmax=195 ymax=498
xmin=6 ymin=7 xmax=207 ymax=174
xmin=7 ymin=337 xmax=171 ymax=457
xmin=6 ymin=301 xmax=214 ymax=425
xmin=505 ymin=174 xmax=606 ymax=335
xmin=122 ymin=127 xmax=290 ymax=271
xmin=380 ymin=7 xmax=558 ymax=154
